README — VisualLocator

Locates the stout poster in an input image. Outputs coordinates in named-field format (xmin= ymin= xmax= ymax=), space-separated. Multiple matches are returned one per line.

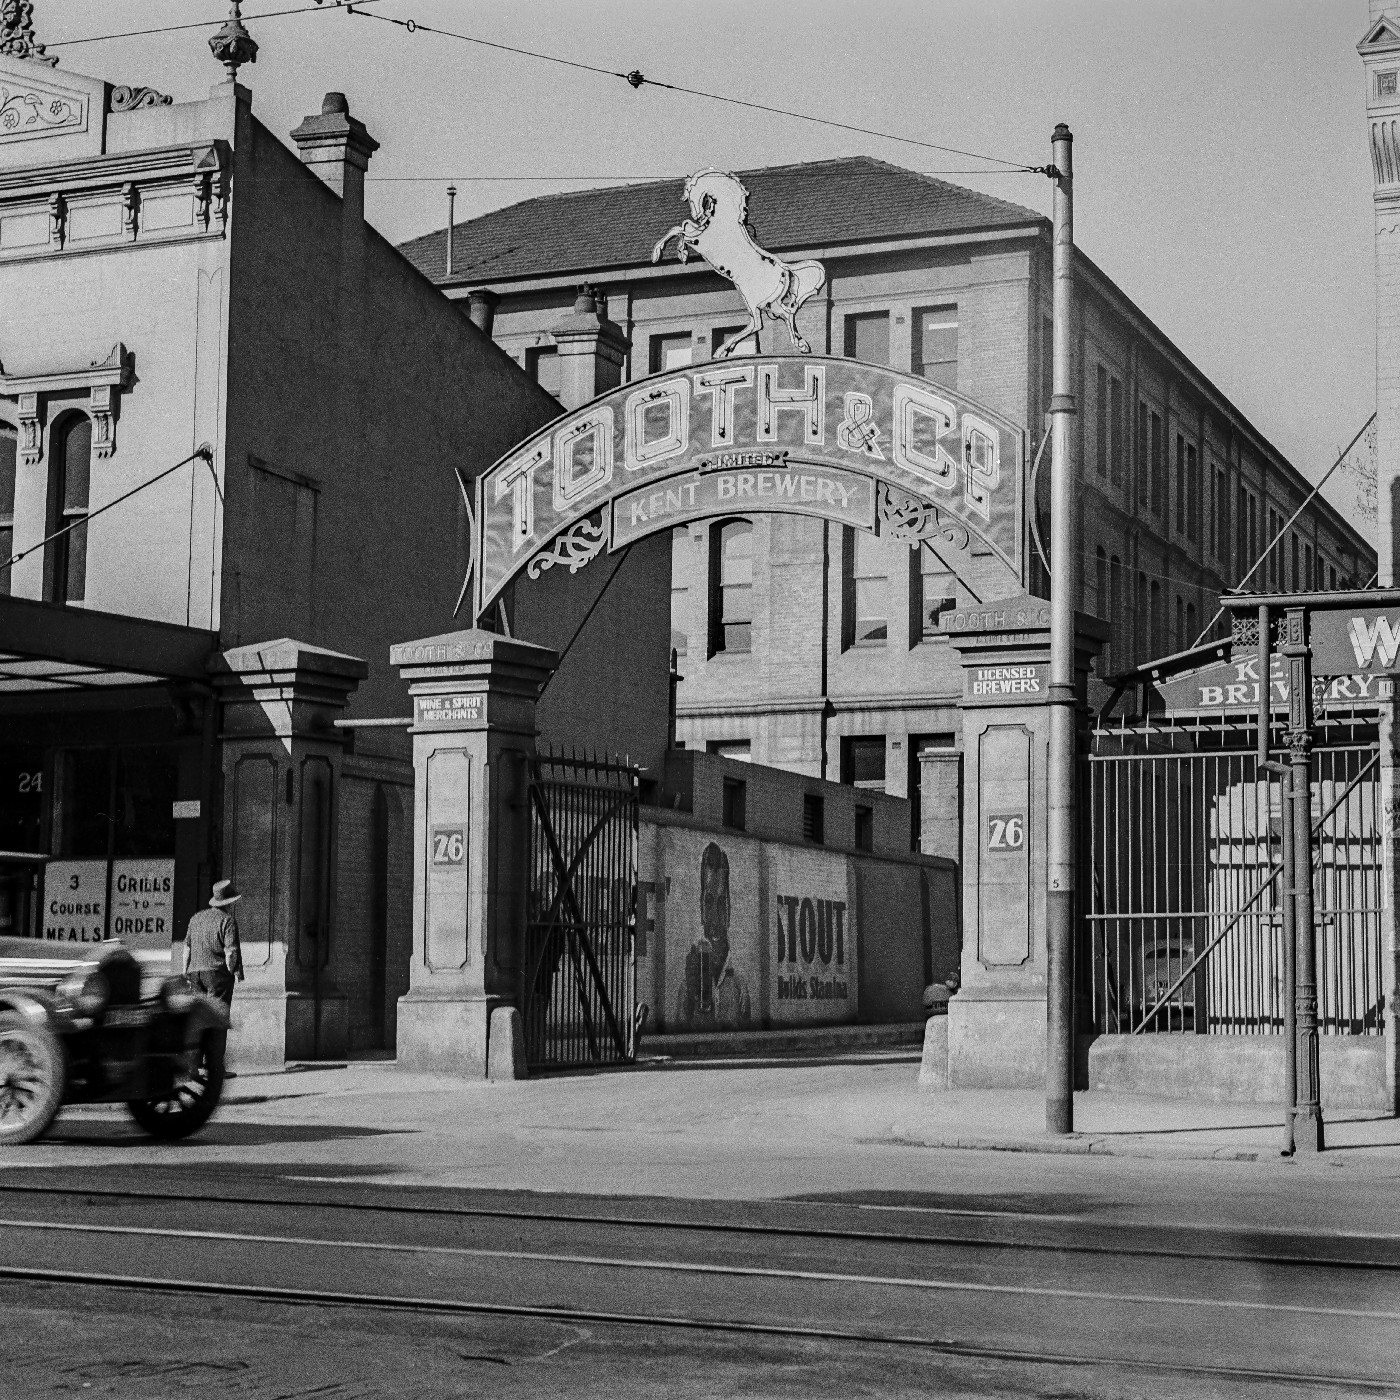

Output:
xmin=767 ymin=846 xmax=856 ymax=1025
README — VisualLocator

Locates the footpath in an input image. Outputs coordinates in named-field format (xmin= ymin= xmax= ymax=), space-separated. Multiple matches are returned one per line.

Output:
xmin=18 ymin=1046 xmax=1400 ymax=1238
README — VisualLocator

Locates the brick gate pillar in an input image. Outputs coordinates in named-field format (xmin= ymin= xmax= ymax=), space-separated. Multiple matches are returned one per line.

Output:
xmin=211 ymin=639 xmax=369 ymax=1069
xmin=919 ymin=597 xmax=1105 ymax=1091
xmin=390 ymin=629 xmax=557 ymax=1077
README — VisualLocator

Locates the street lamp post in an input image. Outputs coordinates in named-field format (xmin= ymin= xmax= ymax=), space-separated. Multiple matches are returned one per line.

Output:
xmin=1046 ymin=123 xmax=1078 ymax=1135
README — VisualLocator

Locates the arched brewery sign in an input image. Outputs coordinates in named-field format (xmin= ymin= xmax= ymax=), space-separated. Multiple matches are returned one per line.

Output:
xmin=472 ymin=356 xmax=1026 ymax=619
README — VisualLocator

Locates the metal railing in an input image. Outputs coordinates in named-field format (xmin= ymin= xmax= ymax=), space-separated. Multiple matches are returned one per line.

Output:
xmin=1085 ymin=721 xmax=1383 ymax=1037
xmin=522 ymin=748 xmax=639 ymax=1070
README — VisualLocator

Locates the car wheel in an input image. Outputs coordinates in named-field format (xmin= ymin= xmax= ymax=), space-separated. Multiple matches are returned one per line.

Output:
xmin=0 ymin=1011 xmax=66 ymax=1146
xmin=127 ymin=1033 xmax=225 ymax=1141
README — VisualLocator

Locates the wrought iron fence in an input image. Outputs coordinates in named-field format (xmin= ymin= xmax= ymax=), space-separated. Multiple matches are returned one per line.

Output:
xmin=522 ymin=748 xmax=639 ymax=1070
xmin=1085 ymin=718 xmax=1383 ymax=1037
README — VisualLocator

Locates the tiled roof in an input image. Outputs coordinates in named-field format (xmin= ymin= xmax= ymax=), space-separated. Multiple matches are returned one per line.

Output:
xmin=398 ymin=156 xmax=1044 ymax=285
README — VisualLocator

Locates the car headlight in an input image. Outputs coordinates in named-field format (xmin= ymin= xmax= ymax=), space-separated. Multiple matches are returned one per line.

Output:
xmin=58 ymin=966 xmax=110 ymax=1017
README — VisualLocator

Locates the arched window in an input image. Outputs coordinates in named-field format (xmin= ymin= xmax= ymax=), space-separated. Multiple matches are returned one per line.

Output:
xmin=0 ymin=420 xmax=15 ymax=596
xmin=708 ymin=518 xmax=753 ymax=655
xmin=46 ymin=413 xmax=92 ymax=605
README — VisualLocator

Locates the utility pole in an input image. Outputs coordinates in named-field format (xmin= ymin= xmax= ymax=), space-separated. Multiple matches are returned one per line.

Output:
xmin=1283 ymin=605 xmax=1324 ymax=1152
xmin=1045 ymin=123 xmax=1078 ymax=1135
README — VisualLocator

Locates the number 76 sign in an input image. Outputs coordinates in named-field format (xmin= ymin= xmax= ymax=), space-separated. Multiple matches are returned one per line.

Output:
xmin=986 ymin=813 xmax=1025 ymax=851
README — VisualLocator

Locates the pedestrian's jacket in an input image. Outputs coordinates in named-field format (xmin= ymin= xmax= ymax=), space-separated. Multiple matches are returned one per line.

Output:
xmin=183 ymin=907 xmax=244 ymax=976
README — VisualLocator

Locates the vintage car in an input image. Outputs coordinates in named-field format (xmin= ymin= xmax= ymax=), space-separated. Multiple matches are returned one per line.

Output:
xmin=0 ymin=937 xmax=228 ymax=1145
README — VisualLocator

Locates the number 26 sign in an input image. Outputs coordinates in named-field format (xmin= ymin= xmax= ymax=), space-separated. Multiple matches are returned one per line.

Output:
xmin=986 ymin=813 xmax=1025 ymax=851
xmin=431 ymin=826 xmax=466 ymax=866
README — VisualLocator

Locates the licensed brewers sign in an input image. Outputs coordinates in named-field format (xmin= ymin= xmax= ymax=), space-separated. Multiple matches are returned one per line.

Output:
xmin=474 ymin=356 xmax=1024 ymax=616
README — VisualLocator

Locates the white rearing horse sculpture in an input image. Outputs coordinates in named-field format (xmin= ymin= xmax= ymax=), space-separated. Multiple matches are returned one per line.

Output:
xmin=651 ymin=169 xmax=827 ymax=359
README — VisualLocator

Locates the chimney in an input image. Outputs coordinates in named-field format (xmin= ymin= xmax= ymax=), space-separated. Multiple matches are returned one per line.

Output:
xmin=467 ymin=290 xmax=498 ymax=336
xmin=445 ymin=183 xmax=456 ymax=278
xmin=289 ymin=92 xmax=379 ymax=222
xmin=548 ymin=286 xmax=628 ymax=410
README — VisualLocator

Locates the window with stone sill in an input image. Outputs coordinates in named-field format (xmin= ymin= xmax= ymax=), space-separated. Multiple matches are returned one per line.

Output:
xmin=650 ymin=333 xmax=694 ymax=374
xmin=45 ymin=413 xmax=92 ymax=606
xmin=844 ymin=526 xmax=888 ymax=646
xmin=0 ymin=422 xmax=14 ymax=597
xmin=915 ymin=541 xmax=956 ymax=640
xmin=712 ymin=325 xmax=757 ymax=358
xmin=708 ymin=518 xmax=753 ymax=655
xmin=843 ymin=311 xmax=889 ymax=366
xmin=913 ymin=306 xmax=957 ymax=390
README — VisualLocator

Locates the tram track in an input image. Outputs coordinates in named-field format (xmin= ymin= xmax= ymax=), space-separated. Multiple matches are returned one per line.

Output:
xmin=2 ymin=1263 xmax=1398 ymax=1394
xmin=0 ymin=1177 xmax=1396 ymax=1272
xmin=4 ymin=1178 xmax=1399 ymax=1392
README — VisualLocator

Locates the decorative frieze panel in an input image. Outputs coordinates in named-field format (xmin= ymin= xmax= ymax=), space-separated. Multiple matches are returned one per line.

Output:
xmin=0 ymin=73 xmax=87 ymax=145
xmin=0 ymin=140 xmax=230 ymax=264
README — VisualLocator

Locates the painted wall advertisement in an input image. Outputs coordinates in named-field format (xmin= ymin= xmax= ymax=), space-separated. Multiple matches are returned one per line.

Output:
xmin=766 ymin=846 xmax=855 ymax=1025
xmin=641 ymin=825 xmax=857 ymax=1032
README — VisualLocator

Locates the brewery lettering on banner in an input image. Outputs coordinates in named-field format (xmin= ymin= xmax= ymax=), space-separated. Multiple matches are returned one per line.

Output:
xmin=42 ymin=859 xmax=108 ymax=943
xmin=474 ymin=356 xmax=1024 ymax=615
xmin=1157 ymin=650 xmax=1395 ymax=713
xmin=109 ymin=858 xmax=175 ymax=952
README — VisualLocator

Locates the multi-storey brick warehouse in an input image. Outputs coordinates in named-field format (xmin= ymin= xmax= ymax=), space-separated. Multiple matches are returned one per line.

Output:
xmin=401 ymin=157 xmax=1373 ymax=818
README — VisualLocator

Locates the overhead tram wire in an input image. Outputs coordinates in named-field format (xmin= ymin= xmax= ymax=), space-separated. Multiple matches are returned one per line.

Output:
xmin=44 ymin=0 xmax=388 ymax=50
xmin=342 ymin=7 xmax=1046 ymax=175
xmin=1188 ymin=411 xmax=1377 ymax=649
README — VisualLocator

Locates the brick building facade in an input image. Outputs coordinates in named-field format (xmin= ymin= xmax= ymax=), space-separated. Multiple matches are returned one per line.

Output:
xmin=402 ymin=156 xmax=1373 ymax=821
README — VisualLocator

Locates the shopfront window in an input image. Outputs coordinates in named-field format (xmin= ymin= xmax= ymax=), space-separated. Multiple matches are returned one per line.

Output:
xmin=51 ymin=746 xmax=178 ymax=860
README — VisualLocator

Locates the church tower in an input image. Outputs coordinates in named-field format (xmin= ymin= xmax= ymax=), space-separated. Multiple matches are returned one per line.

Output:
xmin=1360 ymin=4 xmax=1400 ymax=581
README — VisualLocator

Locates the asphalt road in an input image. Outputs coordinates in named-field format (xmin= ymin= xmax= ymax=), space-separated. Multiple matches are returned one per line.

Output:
xmin=0 ymin=1166 xmax=1397 ymax=1399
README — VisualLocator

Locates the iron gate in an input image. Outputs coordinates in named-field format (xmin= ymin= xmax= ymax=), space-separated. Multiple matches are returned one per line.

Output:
xmin=522 ymin=749 xmax=639 ymax=1069
xmin=1085 ymin=716 xmax=1384 ymax=1038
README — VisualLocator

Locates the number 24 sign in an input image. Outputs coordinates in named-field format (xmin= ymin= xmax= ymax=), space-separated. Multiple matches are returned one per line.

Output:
xmin=431 ymin=826 xmax=466 ymax=866
xmin=986 ymin=813 xmax=1025 ymax=851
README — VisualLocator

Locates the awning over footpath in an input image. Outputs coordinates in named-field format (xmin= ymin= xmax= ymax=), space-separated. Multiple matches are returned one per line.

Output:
xmin=0 ymin=596 xmax=217 ymax=694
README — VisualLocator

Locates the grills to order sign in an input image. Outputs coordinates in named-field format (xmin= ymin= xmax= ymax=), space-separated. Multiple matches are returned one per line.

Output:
xmin=471 ymin=356 xmax=1025 ymax=618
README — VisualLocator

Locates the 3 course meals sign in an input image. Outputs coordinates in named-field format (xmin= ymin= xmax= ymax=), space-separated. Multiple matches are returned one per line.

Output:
xmin=475 ymin=356 xmax=1024 ymax=612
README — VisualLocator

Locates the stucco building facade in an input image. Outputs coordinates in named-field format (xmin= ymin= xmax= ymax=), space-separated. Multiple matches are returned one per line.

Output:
xmin=0 ymin=23 xmax=561 ymax=1063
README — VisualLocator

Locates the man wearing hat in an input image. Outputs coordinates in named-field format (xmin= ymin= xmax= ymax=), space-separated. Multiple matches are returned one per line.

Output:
xmin=183 ymin=878 xmax=245 ymax=1013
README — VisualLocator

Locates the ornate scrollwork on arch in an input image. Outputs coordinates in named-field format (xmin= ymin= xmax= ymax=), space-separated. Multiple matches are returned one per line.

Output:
xmin=110 ymin=85 xmax=173 ymax=113
xmin=876 ymin=483 xmax=970 ymax=551
xmin=526 ymin=514 xmax=608 ymax=581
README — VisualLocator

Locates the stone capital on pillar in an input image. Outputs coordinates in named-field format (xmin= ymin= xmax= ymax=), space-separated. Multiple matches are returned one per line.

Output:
xmin=548 ymin=286 xmax=628 ymax=410
xmin=389 ymin=629 xmax=558 ymax=1076
xmin=208 ymin=639 xmax=369 ymax=1069
xmin=921 ymin=596 xmax=1106 ymax=1091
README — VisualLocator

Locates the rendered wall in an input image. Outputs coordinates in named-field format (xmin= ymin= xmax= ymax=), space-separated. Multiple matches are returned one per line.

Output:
xmin=637 ymin=807 xmax=955 ymax=1034
xmin=0 ymin=70 xmax=237 ymax=630
xmin=220 ymin=105 xmax=563 ymax=738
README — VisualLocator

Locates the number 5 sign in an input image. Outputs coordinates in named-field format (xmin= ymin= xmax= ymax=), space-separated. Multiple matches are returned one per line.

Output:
xmin=986 ymin=813 xmax=1025 ymax=851
xmin=431 ymin=826 xmax=466 ymax=865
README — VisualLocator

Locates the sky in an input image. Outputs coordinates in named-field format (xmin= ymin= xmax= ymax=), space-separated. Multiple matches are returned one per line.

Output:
xmin=36 ymin=0 xmax=1382 ymax=524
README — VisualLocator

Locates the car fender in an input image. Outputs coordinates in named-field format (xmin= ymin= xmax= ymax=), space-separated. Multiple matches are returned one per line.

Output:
xmin=182 ymin=995 xmax=230 ymax=1046
xmin=0 ymin=989 xmax=58 ymax=1029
